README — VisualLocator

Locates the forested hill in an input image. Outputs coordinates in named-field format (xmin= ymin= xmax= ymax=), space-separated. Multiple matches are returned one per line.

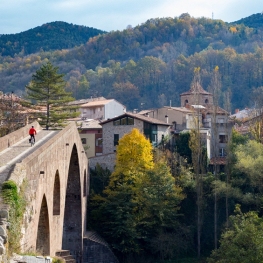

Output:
xmin=2 ymin=13 xmax=263 ymax=111
xmin=0 ymin=21 xmax=106 ymax=56
xmin=232 ymin=13 xmax=263 ymax=29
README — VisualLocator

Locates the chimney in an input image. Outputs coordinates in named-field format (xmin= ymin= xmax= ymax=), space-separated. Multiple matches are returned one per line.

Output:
xmin=165 ymin=115 xmax=168 ymax=123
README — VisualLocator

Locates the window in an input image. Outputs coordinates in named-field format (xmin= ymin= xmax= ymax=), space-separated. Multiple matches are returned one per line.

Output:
xmin=219 ymin=148 xmax=227 ymax=157
xmin=113 ymin=119 xmax=120 ymax=125
xmin=81 ymin=138 xmax=87 ymax=144
xmin=219 ymin=135 xmax=228 ymax=143
xmin=114 ymin=134 xmax=119 ymax=146
xmin=120 ymin=117 xmax=127 ymax=125
xmin=172 ymin=121 xmax=176 ymax=130
xmin=96 ymin=138 xmax=103 ymax=147
xmin=127 ymin=117 xmax=134 ymax=125
xmin=113 ymin=117 xmax=134 ymax=126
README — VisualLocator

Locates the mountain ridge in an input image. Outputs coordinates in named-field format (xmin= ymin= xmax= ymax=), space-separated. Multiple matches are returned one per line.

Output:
xmin=0 ymin=21 xmax=106 ymax=56
xmin=1 ymin=13 xmax=263 ymax=111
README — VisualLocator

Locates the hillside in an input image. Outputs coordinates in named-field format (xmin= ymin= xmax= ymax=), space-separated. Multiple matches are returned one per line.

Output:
xmin=231 ymin=12 xmax=263 ymax=29
xmin=1 ymin=14 xmax=263 ymax=111
xmin=0 ymin=21 xmax=106 ymax=56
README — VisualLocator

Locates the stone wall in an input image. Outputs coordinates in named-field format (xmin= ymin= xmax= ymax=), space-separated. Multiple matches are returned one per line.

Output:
xmin=83 ymin=232 xmax=119 ymax=263
xmin=89 ymin=153 xmax=116 ymax=172
xmin=102 ymin=119 xmax=144 ymax=154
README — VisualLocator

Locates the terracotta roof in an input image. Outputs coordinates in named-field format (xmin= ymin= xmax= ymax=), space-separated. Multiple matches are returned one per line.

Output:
xmin=80 ymin=99 xmax=114 ymax=107
xmin=138 ymin=109 xmax=155 ymax=115
xmin=201 ymin=104 xmax=229 ymax=115
xmin=80 ymin=119 xmax=102 ymax=129
xmin=164 ymin=106 xmax=194 ymax=113
xmin=100 ymin=112 xmax=171 ymax=126
xmin=209 ymin=157 xmax=227 ymax=165
xmin=180 ymin=83 xmax=212 ymax=96
xmin=68 ymin=97 xmax=106 ymax=106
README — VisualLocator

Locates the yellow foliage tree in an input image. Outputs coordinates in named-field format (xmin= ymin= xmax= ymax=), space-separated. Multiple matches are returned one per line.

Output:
xmin=109 ymin=128 xmax=154 ymax=187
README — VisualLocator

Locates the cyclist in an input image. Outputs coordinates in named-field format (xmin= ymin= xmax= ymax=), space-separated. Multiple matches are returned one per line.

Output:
xmin=29 ymin=126 xmax=37 ymax=143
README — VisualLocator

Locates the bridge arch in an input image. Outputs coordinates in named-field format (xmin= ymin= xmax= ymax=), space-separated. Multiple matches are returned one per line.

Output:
xmin=36 ymin=194 xmax=50 ymax=256
xmin=83 ymin=169 xmax=87 ymax=197
xmin=53 ymin=170 xmax=60 ymax=216
xmin=62 ymin=144 xmax=82 ymax=261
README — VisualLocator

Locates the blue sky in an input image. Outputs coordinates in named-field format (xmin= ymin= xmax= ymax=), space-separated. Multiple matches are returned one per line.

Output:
xmin=1 ymin=0 xmax=263 ymax=34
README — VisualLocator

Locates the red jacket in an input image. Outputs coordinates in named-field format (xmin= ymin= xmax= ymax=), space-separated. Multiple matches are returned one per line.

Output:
xmin=29 ymin=128 xmax=37 ymax=135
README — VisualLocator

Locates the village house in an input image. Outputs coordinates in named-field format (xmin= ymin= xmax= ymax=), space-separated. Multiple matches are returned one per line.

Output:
xmin=78 ymin=119 xmax=102 ymax=158
xmin=79 ymin=98 xmax=126 ymax=120
xmin=89 ymin=112 xmax=171 ymax=171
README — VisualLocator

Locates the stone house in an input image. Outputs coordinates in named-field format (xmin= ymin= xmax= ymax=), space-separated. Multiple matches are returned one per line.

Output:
xmin=100 ymin=112 xmax=171 ymax=154
xmin=89 ymin=112 xmax=171 ymax=171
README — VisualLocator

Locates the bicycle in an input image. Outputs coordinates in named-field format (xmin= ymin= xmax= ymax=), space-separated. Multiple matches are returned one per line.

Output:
xmin=29 ymin=136 xmax=35 ymax=146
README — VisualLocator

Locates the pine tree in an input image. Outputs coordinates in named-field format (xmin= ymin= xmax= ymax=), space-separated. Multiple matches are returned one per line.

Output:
xmin=26 ymin=61 xmax=78 ymax=129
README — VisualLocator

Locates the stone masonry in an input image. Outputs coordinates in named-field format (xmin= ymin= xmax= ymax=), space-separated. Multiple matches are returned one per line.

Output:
xmin=0 ymin=122 xmax=88 ymax=260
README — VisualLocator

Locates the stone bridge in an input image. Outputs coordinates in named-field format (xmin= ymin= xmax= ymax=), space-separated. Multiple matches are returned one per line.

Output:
xmin=0 ymin=121 xmax=88 ymax=262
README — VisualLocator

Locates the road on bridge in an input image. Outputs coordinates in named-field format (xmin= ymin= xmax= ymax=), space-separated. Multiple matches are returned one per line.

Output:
xmin=0 ymin=130 xmax=58 ymax=184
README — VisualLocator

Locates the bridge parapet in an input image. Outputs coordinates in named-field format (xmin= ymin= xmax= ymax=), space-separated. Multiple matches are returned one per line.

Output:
xmin=0 ymin=121 xmax=41 ymax=153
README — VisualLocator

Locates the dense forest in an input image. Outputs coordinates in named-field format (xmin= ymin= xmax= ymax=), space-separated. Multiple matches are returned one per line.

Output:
xmin=1 ymin=13 xmax=263 ymax=111
xmin=88 ymin=127 xmax=263 ymax=263
xmin=0 ymin=21 xmax=105 ymax=56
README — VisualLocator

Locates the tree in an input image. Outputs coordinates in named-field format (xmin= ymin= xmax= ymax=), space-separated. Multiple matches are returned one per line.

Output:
xmin=109 ymin=128 xmax=154 ymax=187
xmin=26 ymin=61 xmax=78 ymax=129
xmin=235 ymin=140 xmax=263 ymax=192
xmin=89 ymin=129 xmax=185 ymax=261
xmin=208 ymin=66 xmax=222 ymax=249
xmin=188 ymin=67 xmax=206 ymax=258
xmin=176 ymin=132 xmax=192 ymax=163
xmin=208 ymin=205 xmax=263 ymax=263
xmin=0 ymin=91 xmax=28 ymax=136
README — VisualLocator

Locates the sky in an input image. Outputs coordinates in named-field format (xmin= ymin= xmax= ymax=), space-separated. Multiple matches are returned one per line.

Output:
xmin=1 ymin=0 xmax=263 ymax=34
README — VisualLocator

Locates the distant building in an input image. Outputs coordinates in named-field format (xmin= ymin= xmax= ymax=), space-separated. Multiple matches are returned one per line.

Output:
xmin=138 ymin=83 xmax=231 ymax=171
xmin=180 ymin=82 xmax=213 ymax=107
xmin=79 ymin=99 xmax=126 ymax=121
xmin=229 ymin=108 xmax=263 ymax=135
xmin=78 ymin=119 xmax=102 ymax=158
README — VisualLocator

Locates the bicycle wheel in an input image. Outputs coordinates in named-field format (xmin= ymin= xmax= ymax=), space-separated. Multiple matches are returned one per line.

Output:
xmin=31 ymin=137 xmax=35 ymax=146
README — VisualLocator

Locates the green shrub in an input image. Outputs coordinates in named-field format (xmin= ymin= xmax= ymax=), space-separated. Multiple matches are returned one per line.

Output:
xmin=1 ymin=180 xmax=27 ymax=255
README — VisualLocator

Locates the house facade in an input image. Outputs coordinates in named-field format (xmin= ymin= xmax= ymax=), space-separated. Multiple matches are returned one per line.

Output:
xmin=139 ymin=106 xmax=193 ymax=132
xmin=80 ymin=99 xmax=126 ymax=120
xmin=78 ymin=119 xmax=102 ymax=158
xmin=180 ymin=85 xmax=231 ymax=170
xmin=101 ymin=112 xmax=170 ymax=154
xmin=89 ymin=112 xmax=170 ymax=171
